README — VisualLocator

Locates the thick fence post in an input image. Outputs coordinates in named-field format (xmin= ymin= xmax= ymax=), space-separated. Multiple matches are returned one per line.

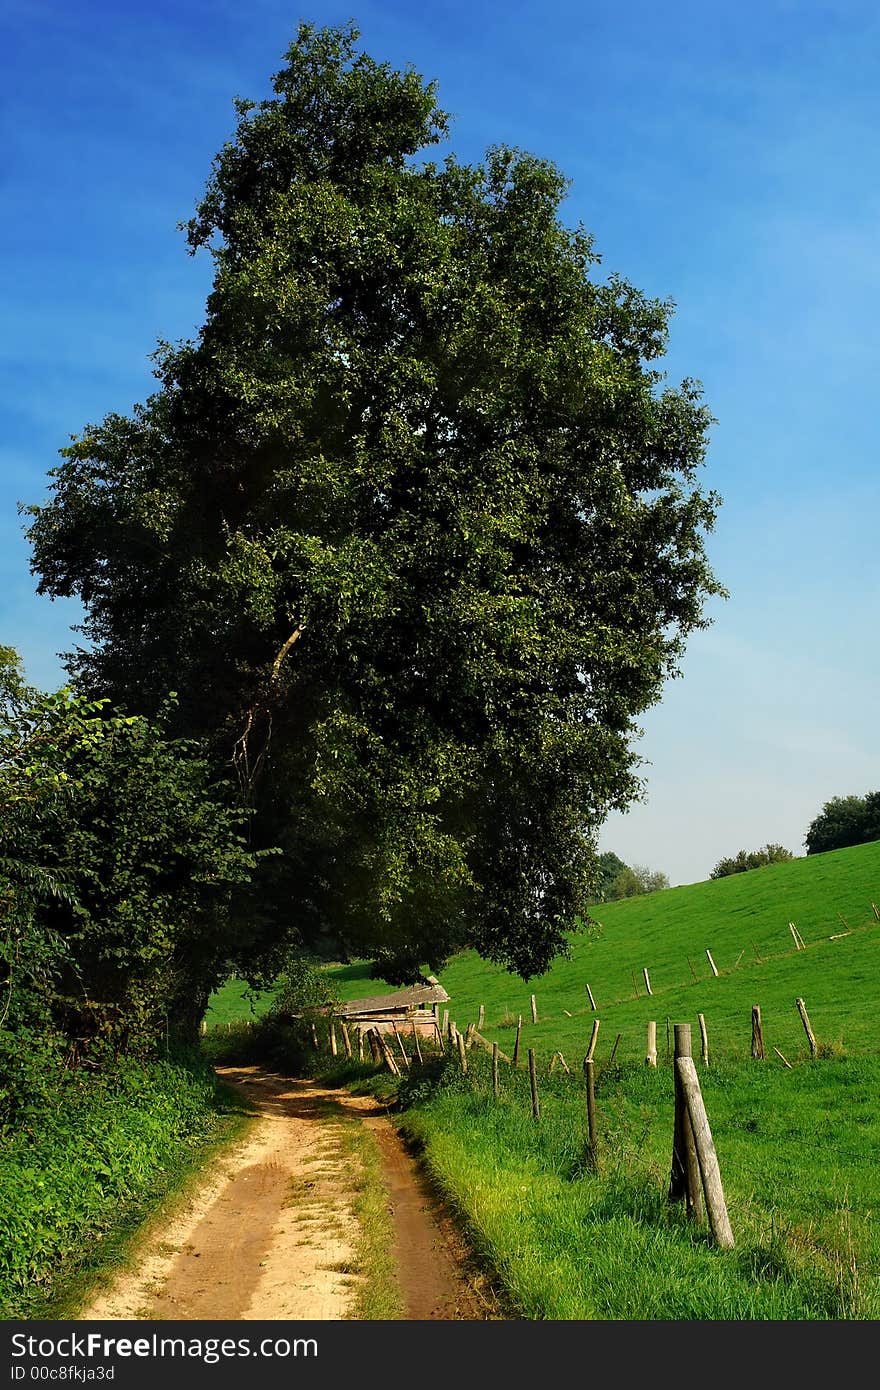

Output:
xmin=456 ymin=1029 xmax=468 ymax=1074
xmin=341 ymin=1022 xmax=352 ymax=1059
xmin=357 ymin=1026 xmax=365 ymax=1062
xmin=675 ymin=1056 xmax=735 ymax=1249
xmin=669 ymin=1023 xmax=703 ymax=1223
xmin=751 ymin=1005 xmax=765 ymax=1060
xmin=330 ymin=1021 xmax=338 ymax=1057
xmin=530 ymin=994 xmax=538 ymax=1024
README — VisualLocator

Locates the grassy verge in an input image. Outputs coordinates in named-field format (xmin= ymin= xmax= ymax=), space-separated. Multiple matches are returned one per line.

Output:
xmin=0 ymin=1054 xmax=254 ymax=1320
xmin=393 ymin=1049 xmax=880 ymax=1320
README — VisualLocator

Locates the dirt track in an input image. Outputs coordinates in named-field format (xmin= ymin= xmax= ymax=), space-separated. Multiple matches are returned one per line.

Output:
xmin=80 ymin=1067 xmax=487 ymax=1321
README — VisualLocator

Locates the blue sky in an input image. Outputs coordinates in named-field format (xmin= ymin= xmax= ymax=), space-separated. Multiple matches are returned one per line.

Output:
xmin=2 ymin=0 xmax=878 ymax=885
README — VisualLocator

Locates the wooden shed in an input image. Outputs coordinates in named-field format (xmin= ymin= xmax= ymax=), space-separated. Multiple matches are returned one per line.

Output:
xmin=333 ymin=981 xmax=449 ymax=1038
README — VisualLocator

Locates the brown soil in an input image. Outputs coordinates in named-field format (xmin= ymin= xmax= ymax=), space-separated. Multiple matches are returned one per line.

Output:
xmin=79 ymin=1067 xmax=489 ymax=1322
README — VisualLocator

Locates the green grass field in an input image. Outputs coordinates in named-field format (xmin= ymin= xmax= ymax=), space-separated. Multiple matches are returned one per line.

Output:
xmin=207 ymin=839 xmax=880 ymax=1317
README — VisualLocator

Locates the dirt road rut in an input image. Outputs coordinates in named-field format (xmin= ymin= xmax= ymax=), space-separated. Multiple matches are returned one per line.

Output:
xmin=80 ymin=1067 xmax=486 ymax=1321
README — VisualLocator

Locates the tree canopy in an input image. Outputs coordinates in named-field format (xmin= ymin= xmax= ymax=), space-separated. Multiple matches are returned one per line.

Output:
xmin=25 ymin=22 xmax=723 ymax=983
xmin=805 ymin=794 xmax=880 ymax=856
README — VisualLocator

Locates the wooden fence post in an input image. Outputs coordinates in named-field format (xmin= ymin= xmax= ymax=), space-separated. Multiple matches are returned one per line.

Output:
xmin=789 ymin=922 xmax=802 ymax=951
xmin=645 ymin=1020 xmax=657 ymax=1067
xmin=669 ymin=1023 xmax=703 ymax=1224
xmin=585 ymin=1018 xmax=600 ymax=1063
xmin=341 ymin=1022 xmax=352 ymax=1059
xmin=795 ymin=997 xmax=817 ymax=1057
xmin=585 ymin=983 xmax=597 ymax=1011
xmin=478 ymin=1004 xmax=485 ymax=1029
xmin=434 ymin=1018 xmax=445 ymax=1054
xmin=584 ymin=1057 xmax=598 ymax=1170
xmin=441 ymin=1009 xmax=449 ymax=1036
xmin=675 ymin=1056 xmax=735 ymax=1249
xmin=751 ymin=1005 xmax=765 ymax=1060
xmin=367 ymin=1028 xmax=380 ymax=1064
xmin=492 ymin=1042 xmax=500 ymax=1099
xmin=706 ymin=949 xmax=719 ymax=978
xmin=530 ymin=994 xmax=538 ymax=1024
xmin=330 ymin=1021 xmax=338 ymax=1057
xmin=643 ymin=967 xmax=653 ymax=997
xmin=465 ymin=1022 xmax=476 ymax=1049
xmin=378 ymin=1031 xmax=400 ymax=1077
xmin=871 ymin=901 xmax=880 ymax=923
xmin=357 ymin=1026 xmax=365 ymax=1062
xmin=528 ymin=1048 xmax=540 ymax=1120
xmin=456 ymin=1028 xmax=468 ymax=1074
xmin=392 ymin=1023 xmax=410 ymax=1070
xmin=698 ymin=1012 xmax=709 ymax=1068
xmin=513 ymin=1016 xmax=523 ymax=1068
xmin=609 ymin=1032 xmax=622 ymax=1064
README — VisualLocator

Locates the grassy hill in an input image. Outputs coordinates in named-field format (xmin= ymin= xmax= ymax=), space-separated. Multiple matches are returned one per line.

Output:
xmin=326 ymin=839 xmax=880 ymax=1064
xmin=207 ymin=840 xmax=880 ymax=1317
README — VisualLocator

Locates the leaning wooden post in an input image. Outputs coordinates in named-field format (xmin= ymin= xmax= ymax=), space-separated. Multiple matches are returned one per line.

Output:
xmin=698 ymin=1012 xmax=709 ymax=1068
xmin=341 ymin=1022 xmax=352 ymax=1059
xmin=751 ymin=1005 xmax=765 ymax=1060
xmin=410 ymin=1019 xmax=423 ymax=1065
xmin=585 ymin=1017 xmax=600 ymax=1062
xmin=478 ymin=1004 xmax=485 ymax=1029
xmin=528 ymin=1048 xmax=540 ymax=1120
xmin=795 ymin=997 xmax=817 ymax=1057
xmin=379 ymin=1032 xmax=401 ymax=1077
xmin=530 ymin=994 xmax=538 ymax=1024
xmin=392 ymin=1023 xmax=410 ymax=1070
xmin=330 ymin=1021 xmax=339 ymax=1057
xmin=585 ymin=983 xmax=597 ymax=1011
xmin=609 ymin=1032 xmax=622 ymax=1064
xmin=872 ymin=901 xmax=880 ymax=923
xmin=584 ymin=1058 xmax=598 ymax=1170
xmin=512 ymin=1016 xmax=523 ymax=1068
xmin=645 ymin=1020 xmax=658 ymax=1067
xmin=492 ymin=1042 xmax=500 ymax=1099
xmin=675 ymin=1055 xmax=735 ymax=1249
xmin=706 ymin=949 xmax=719 ymax=978
xmin=456 ymin=1028 xmax=468 ymax=1074
xmin=669 ymin=1023 xmax=703 ymax=1223
xmin=367 ymin=1028 xmax=381 ymax=1064
xmin=643 ymin=967 xmax=653 ymax=997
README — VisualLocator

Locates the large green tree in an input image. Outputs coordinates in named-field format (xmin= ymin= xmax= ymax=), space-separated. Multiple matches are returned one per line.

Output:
xmin=805 ymin=794 xmax=880 ymax=856
xmin=26 ymin=23 xmax=723 ymax=981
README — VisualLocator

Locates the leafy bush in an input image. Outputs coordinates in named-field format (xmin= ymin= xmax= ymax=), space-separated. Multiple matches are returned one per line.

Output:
xmin=710 ymin=844 xmax=795 ymax=878
xmin=0 ymin=1054 xmax=225 ymax=1318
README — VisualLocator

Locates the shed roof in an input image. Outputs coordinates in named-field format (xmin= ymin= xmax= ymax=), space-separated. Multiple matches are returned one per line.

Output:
xmin=334 ymin=983 xmax=449 ymax=1017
